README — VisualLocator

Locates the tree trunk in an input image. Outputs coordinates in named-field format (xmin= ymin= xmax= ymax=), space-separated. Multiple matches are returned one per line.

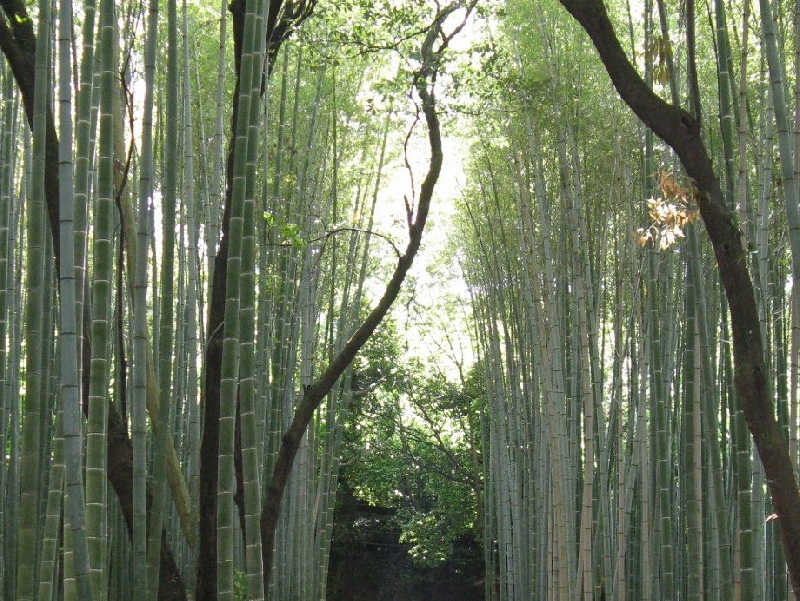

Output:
xmin=195 ymin=0 xmax=314 ymax=596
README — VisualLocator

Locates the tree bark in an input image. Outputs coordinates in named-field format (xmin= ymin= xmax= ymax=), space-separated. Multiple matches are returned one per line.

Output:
xmin=557 ymin=0 xmax=800 ymax=595
xmin=0 ymin=0 xmax=60 ymax=252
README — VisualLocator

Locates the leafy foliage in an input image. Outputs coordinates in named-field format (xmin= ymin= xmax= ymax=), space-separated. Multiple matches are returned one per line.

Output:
xmin=341 ymin=322 xmax=482 ymax=569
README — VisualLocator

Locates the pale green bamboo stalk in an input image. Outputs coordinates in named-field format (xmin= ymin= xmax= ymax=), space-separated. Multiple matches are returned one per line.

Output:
xmin=312 ymin=102 xmax=346 ymax=601
xmin=169 ymin=207 xmax=188 ymax=575
xmin=693 ymin=243 xmax=734 ymax=601
xmin=206 ymin=0 xmax=227 ymax=291
xmin=132 ymin=0 xmax=160 ymax=593
xmin=0 ymin=62 xmax=19 ymax=601
xmin=3 ymin=126 xmax=26 ymax=601
xmin=15 ymin=0 xmax=52 ymax=594
xmin=463 ymin=256 xmax=498 ymax=601
xmin=236 ymin=1 xmax=271 ymax=596
xmin=263 ymin=45 xmax=289 ymax=460
xmin=561 ymin=123 xmax=598 ymax=599
xmin=515 ymin=125 xmax=564 ymax=600
xmin=255 ymin=94 xmax=273 ymax=496
xmin=82 ymin=0 xmax=117 ymax=598
xmin=464 ymin=164 xmax=530 ymax=600
xmin=504 ymin=134 xmax=548 ymax=597
xmin=514 ymin=121 xmax=573 ymax=598
xmin=268 ymin=47 xmax=311 ymax=599
xmin=610 ymin=154 xmax=641 ymax=601
xmin=56 ymin=0 xmax=92 ymax=595
xmin=113 ymin=53 xmax=195 ymax=569
xmin=683 ymin=229 xmax=704 ymax=599
xmin=281 ymin=63 xmax=329 ymax=600
xmin=182 ymin=0 xmax=201 ymax=574
xmin=72 ymin=0 xmax=97 ymax=384
xmin=760 ymin=0 xmax=800 ymax=279
xmin=37 ymin=241 xmax=55 ymax=537
xmin=759 ymin=17 xmax=800 ymax=587
xmin=715 ymin=0 xmax=737 ymax=202
xmin=754 ymin=44 xmax=781 ymax=601
xmin=770 ymin=253 xmax=789 ymax=600
xmin=794 ymin=0 xmax=800 ymax=475
xmin=36 ymin=411 xmax=63 ymax=601
xmin=734 ymin=6 xmax=755 ymax=597
xmin=508 ymin=146 xmax=545 ymax=598
xmin=146 ymin=0 xmax=179 ymax=593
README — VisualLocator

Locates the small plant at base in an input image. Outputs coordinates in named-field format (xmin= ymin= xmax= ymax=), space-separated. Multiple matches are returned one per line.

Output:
xmin=233 ymin=570 xmax=248 ymax=600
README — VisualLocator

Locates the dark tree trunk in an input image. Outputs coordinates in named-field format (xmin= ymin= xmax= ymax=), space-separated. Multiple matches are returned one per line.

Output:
xmin=558 ymin=0 xmax=800 ymax=595
xmin=107 ymin=407 xmax=186 ymax=599
xmin=195 ymin=0 xmax=314 ymax=597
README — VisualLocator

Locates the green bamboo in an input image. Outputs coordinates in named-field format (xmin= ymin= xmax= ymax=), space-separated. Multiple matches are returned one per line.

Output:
xmin=15 ymin=0 xmax=52 ymax=593
xmin=205 ymin=0 xmax=227 ymax=291
xmin=760 ymin=15 xmax=800 ymax=567
xmin=793 ymin=0 xmax=800 ymax=475
xmin=83 ymin=0 xmax=118 ymax=597
xmin=36 ymin=411 xmax=63 ymax=601
xmin=714 ymin=0 xmax=736 ymax=204
xmin=0 ymin=58 xmax=19 ymax=601
xmin=216 ymin=0 xmax=264 ymax=594
xmin=57 ymin=0 xmax=92 ymax=595
xmin=3 ymin=126 xmax=25 ymax=601
xmin=683 ymin=228 xmax=703 ymax=599
xmin=146 ymin=0 xmax=179 ymax=593
xmin=760 ymin=0 xmax=800 ymax=277
xmin=733 ymin=5 xmax=755 ymax=597
xmin=132 ymin=0 xmax=160 ymax=593
xmin=181 ymin=0 xmax=201 ymax=579
xmin=237 ymin=0 xmax=270 ymax=596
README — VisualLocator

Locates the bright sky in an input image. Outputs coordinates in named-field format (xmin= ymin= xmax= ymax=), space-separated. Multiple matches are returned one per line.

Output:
xmin=361 ymin=7 xmax=485 ymax=382
xmin=368 ymin=125 xmax=474 ymax=381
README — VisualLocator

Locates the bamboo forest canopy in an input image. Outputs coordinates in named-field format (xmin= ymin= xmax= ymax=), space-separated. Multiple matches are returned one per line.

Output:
xmin=3 ymin=0 xmax=800 ymax=598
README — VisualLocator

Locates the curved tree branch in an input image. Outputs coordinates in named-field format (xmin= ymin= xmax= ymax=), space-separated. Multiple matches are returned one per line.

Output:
xmin=258 ymin=1 xmax=476 ymax=587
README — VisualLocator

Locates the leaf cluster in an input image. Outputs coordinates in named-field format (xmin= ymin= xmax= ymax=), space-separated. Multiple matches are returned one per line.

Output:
xmin=340 ymin=327 xmax=482 ymax=568
xmin=310 ymin=0 xmax=431 ymax=58
xmin=634 ymin=171 xmax=701 ymax=249
xmin=645 ymin=35 xmax=674 ymax=85
xmin=262 ymin=211 xmax=307 ymax=249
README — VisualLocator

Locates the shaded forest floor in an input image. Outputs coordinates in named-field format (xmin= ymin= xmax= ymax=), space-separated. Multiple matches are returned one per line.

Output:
xmin=326 ymin=490 xmax=485 ymax=600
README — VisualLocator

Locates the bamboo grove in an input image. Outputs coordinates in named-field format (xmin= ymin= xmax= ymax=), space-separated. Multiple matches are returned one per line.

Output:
xmin=457 ymin=0 xmax=800 ymax=598
xmin=0 ymin=0 xmax=478 ymax=597
xmin=4 ymin=0 xmax=800 ymax=598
